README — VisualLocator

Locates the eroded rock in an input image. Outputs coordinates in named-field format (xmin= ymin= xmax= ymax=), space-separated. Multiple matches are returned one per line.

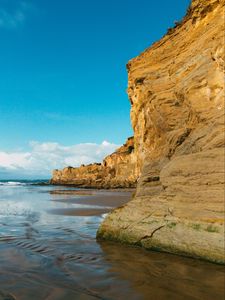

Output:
xmin=50 ymin=137 xmax=139 ymax=188
xmin=97 ymin=0 xmax=225 ymax=263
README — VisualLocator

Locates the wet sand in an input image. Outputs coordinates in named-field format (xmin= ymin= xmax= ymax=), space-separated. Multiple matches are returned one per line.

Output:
xmin=49 ymin=207 xmax=113 ymax=216
xmin=99 ymin=241 xmax=225 ymax=300
xmin=50 ymin=190 xmax=94 ymax=196
xmin=0 ymin=184 xmax=224 ymax=300
xmin=49 ymin=189 xmax=132 ymax=216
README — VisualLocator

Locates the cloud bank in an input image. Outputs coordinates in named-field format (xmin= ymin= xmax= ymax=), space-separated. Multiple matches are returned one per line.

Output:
xmin=0 ymin=141 xmax=120 ymax=179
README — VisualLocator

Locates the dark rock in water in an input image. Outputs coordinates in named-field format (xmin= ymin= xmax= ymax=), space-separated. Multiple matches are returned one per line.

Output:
xmin=31 ymin=181 xmax=50 ymax=186
xmin=0 ymin=291 xmax=16 ymax=300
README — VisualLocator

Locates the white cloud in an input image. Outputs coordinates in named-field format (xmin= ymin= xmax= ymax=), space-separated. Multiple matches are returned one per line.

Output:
xmin=0 ymin=141 xmax=120 ymax=179
xmin=0 ymin=1 xmax=33 ymax=29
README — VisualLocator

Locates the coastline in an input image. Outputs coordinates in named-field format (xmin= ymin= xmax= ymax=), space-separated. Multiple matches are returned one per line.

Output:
xmin=49 ymin=190 xmax=133 ymax=217
xmin=49 ymin=0 xmax=225 ymax=264
xmin=49 ymin=182 xmax=136 ymax=192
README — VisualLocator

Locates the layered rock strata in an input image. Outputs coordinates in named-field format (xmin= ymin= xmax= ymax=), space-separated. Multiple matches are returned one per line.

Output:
xmin=97 ymin=0 xmax=225 ymax=263
xmin=51 ymin=137 xmax=138 ymax=188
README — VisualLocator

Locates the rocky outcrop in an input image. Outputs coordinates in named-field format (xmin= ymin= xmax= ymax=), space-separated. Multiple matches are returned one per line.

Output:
xmin=51 ymin=137 xmax=139 ymax=188
xmin=97 ymin=0 xmax=225 ymax=263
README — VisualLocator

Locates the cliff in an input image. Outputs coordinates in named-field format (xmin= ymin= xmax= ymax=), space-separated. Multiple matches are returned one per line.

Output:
xmin=97 ymin=0 xmax=225 ymax=263
xmin=51 ymin=137 xmax=139 ymax=188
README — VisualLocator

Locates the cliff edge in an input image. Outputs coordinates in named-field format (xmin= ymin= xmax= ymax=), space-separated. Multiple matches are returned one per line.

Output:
xmin=97 ymin=0 xmax=225 ymax=263
xmin=51 ymin=137 xmax=139 ymax=188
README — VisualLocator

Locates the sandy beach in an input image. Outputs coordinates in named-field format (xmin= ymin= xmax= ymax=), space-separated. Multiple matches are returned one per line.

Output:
xmin=49 ymin=189 xmax=133 ymax=216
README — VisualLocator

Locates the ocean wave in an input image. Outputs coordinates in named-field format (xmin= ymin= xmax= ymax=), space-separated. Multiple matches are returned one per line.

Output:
xmin=0 ymin=181 xmax=27 ymax=186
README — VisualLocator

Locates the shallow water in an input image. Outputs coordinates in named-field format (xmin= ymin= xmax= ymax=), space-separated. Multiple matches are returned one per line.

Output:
xmin=0 ymin=182 xmax=224 ymax=300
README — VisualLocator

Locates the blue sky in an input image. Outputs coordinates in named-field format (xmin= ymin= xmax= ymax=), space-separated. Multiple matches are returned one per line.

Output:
xmin=0 ymin=0 xmax=190 ymax=178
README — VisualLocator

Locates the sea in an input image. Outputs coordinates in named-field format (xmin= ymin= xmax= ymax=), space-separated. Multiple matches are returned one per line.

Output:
xmin=0 ymin=180 xmax=224 ymax=300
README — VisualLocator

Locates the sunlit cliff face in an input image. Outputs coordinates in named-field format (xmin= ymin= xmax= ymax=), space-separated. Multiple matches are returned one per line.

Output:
xmin=51 ymin=137 xmax=139 ymax=188
xmin=98 ymin=0 xmax=225 ymax=264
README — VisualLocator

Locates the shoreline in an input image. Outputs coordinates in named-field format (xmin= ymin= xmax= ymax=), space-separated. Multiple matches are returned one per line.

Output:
xmin=33 ymin=181 xmax=136 ymax=192
xmin=48 ymin=183 xmax=136 ymax=192
xmin=50 ymin=183 xmax=136 ymax=190
xmin=48 ymin=189 xmax=133 ymax=217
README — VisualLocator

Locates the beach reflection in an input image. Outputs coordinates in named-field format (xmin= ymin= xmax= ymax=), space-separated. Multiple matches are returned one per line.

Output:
xmin=0 ymin=184 xmax=224 ymax=300
xmin=99 ymin=241 xmax=225 ymax=300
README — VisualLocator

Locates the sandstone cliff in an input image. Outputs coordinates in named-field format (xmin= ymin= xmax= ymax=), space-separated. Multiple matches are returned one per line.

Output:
xmin=97 ymin=0 xmax=225 ymax=263
xmin=51 ymin=137 xmax=138 ymax=188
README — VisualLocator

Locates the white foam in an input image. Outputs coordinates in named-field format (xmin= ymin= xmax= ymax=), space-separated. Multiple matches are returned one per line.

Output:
xmin=101 ymin=213 xmax=109 ymax=219
xmin=0 ymin=181 xmax=26 ymax=186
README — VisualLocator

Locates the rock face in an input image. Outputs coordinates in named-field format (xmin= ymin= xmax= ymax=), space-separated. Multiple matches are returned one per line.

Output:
xmin=51 ymin=137 xmax=138 ymax=188
xmin=97 ymin=0 xmax=225 ymax=263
